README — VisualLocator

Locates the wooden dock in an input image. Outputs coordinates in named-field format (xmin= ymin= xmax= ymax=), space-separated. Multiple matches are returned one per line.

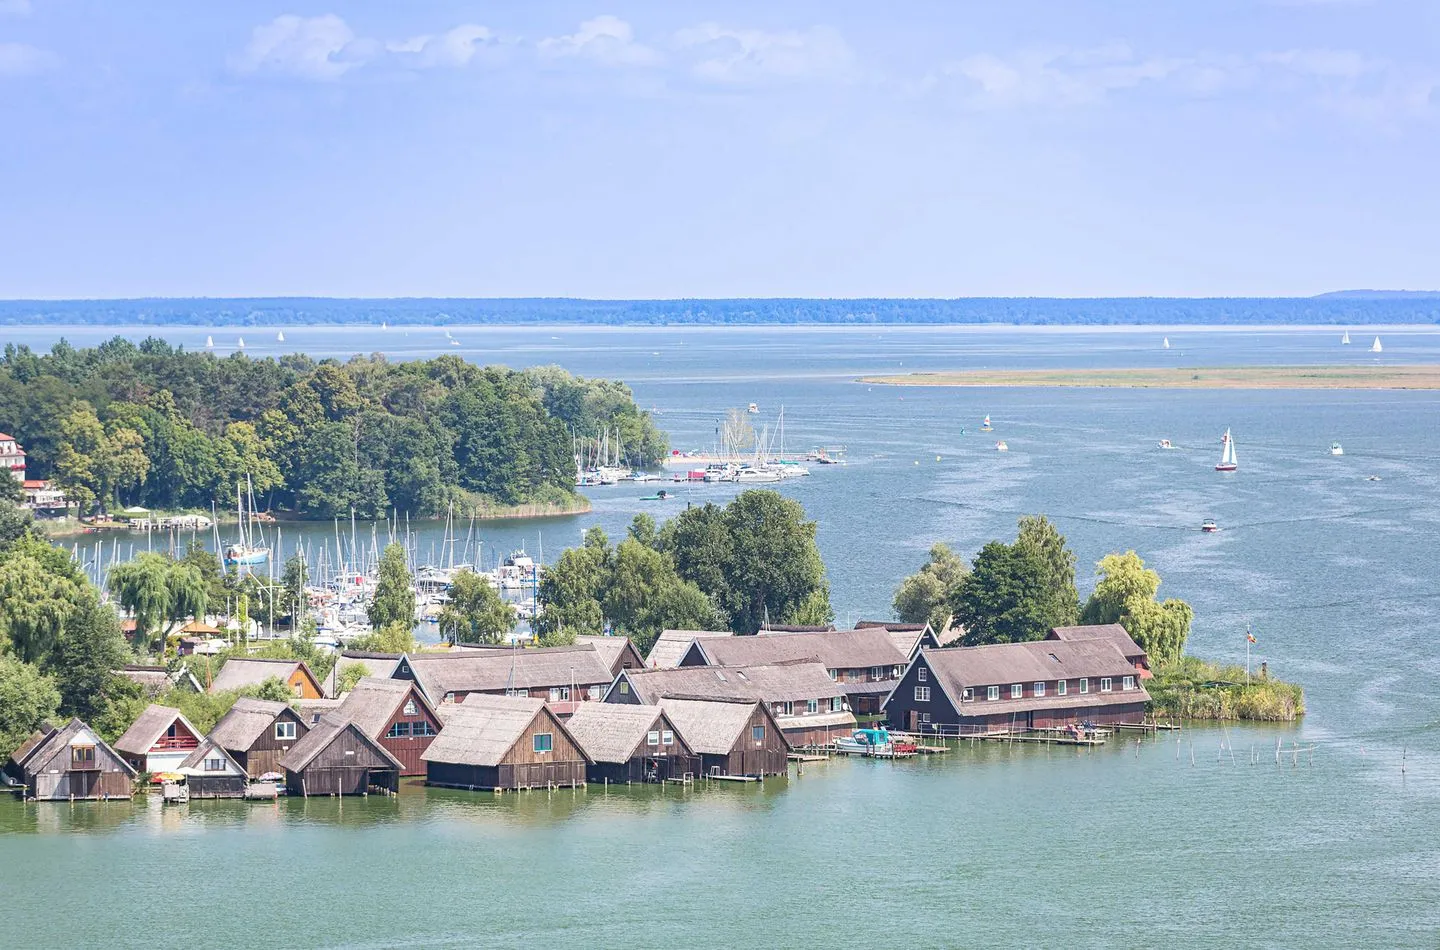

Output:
xmin=977 ymin=733 xmax=1106 ymax=747
xmin=787 ymin=753 xmax=830 ymax=763
xmin=1112 ymin=721 xmax=1181 ymax=733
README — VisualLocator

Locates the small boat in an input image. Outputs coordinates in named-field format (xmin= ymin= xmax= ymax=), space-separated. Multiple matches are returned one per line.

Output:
xmin=381 ymin=321 xmax=387 ymax=330
xmin=1330 ymin=442 xmax=1344 ymax=456
xmin=1342 ymin=330 xmax=1351 ymax=345
xmin=1215 ymin=428 xmax=1238 ymax=472
xmin=450 ymin=339 xmax=460 ymax=346
xmin=1201 ymin=519 xmax=1219 ymax=533
xmin=995 ymin=441 xmax=1008 ymax=452
xmin=640 ymin=489 xmax=673 ymax=501
xmin=980 ymin=415 xmax=993 ymax=431
xmin=833 ymin=727 xmax=914 ymax=757
xmin=1158 ymin=439 xmax=1174 ymax=450
xmin=276 ymin=331 xmax=286 ymax=342
xmin=1366 ymin=475 xmax=1382 ymax=482
xmin=237 ymin=337 xmax=245 ymax=348
xmin=1371 ymin=336 xmax=1383 ymax=353
xmin=161 ymin=781 xmax=189 ymax=804
xmin=205 ymin=335 xmax=214 ymax=348
xmin=1163 ymin=337 xmax=1170 ymax=349
xmin=747 ymin=403 xmax=759 ymax=414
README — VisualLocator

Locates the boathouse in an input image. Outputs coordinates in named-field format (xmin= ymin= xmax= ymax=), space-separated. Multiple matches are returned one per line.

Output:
xmin=113 ymin=704 xmax=203 ymax=775
xmin=393 ymin=645 xmax=614 ymax=714
xmin=422 ymin=694 xmax=586 ymax=792
xmin=564 ymin=702 xmax=700 ymax=785
xmin=854 ymin=620 xmax=948 ymax=660
xmin=656 ymin=698 xmax=790 ymax=779
xmin=5 ymin=719 xmax=135 ymax=801
xmin=883 ymin=640 xmax=1150 ymax=735
xmin=209 ymin=657 xmax=325 ymax=699
xmin=1046 ymin=624 xmax=1152 ymax=678
xmin=331 ymin=678 xmax=441 ymax=776
xmin=176 ymin=738 xmax=247 ymax=798
xmin=607 ymin=662 xmax=854 ymax=747
xmin=208 ymin=697 xmax=309 ymax=779
xmin=643 ymin=629 xmax=734 ymax=669
xmin=325 ymin=650 xmax=403 ymax=697
xmin=114 ymin=664 xmax=203 ymax=697
xmin=574 ymin=635 xmax=647 ymax=676
xmin=278 ymin=715 xmax=402 ymax=796
xmin=680 ymin=627 xmax=909 ymax=715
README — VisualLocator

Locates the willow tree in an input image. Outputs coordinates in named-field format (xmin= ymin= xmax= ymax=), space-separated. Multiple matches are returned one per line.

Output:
xmin=1081 ymin=551 xmax=1193 ymax=666
xmin=107 ymin=552 xmax=207 ymax=655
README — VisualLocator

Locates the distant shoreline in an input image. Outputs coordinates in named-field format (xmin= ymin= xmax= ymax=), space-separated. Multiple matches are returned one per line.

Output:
xmin=860 ymin=365 xmax=1440 ymax=390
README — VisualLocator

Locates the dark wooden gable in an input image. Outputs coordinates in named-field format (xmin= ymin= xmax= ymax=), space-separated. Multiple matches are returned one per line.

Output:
xmin=604 ymin=671 xmax=643 ymax=705
xmin=499 ymin=707 xmax=585 ymax=768
xmin=882 ymin=653 xmax=961 ymax=728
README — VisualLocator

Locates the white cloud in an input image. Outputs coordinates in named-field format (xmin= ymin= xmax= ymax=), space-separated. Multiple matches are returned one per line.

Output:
xmin=0 ymin=41 xmax=57 ymax=76
xmin=388 ymin=23 xmax=496 ymax=69
xmin=538 ymin=15 xmax=660 ymax=66
xmin=230 ymin=14 xmax=369 ymax=81
xmin=942 ymin=44 xmax=1181 ymax=108
xmin=674 ymin=22 xmax=854 ymax=84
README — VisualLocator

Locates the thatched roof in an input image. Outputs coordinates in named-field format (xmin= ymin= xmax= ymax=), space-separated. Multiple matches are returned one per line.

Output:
xmin=208 ymin=698 xmax=295 ymax=751
xmin=1048 ymin=624 xmax=1148 ymax=661
xmin=618 ymin=661 xmax=844 ymax=705
xmin=422 ymin=694 xmax=553 ymax=768
xmin=278 ymin=714 xmax=402 ymax=773
xmin=688 ymin=628 xmax=907 ymax=671
xmin=563 ymin=704 xmax=668 ymax=764
xmin=644 ymin=629 xmax=734 ymax=669
xmin=114 ymin=704 xmax=199 ymax=757
xmin=327 ymin=651 xmax=403 ymax=696
xmin=115 ymin=664 xmax=202 ymax=696
xmin=178 ymin=737 xmax=245 ymax=776
xmin=655 ymin=699 xmax=757 ymax=755
xmin=22 ymin=719 xmax=136 ymax=778
xmin=399 ymin=645 xmax=613 ymax=701
xmin=919 ymin=640 xmax=1149 ymax=713
xmin=758 ymin=624 xmax=836 ymax=633
xmin=210 ymin=658 xmax=319 ymax=696
xmin=574 ymin=636 xmax=642 ymax=674
xmin=332 ymin=678 xmax=435 ymax=739
xmin=6 ymin=722 xmax=57 ymax=773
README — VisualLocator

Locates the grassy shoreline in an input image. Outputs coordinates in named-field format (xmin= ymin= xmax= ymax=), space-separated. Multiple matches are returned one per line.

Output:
xmin=861 ymin=365 xmax=1440 ymax=390
xmin=1149 ymin=657 xmax=1304 ymax=722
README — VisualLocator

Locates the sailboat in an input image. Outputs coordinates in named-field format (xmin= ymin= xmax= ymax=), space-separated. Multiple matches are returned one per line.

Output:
xmin=205 ymin=335 xmax=214 ymax=348
xmin=223 ymin=478 xmax=270 ymax=567
xmin=1163 ymin=337 xmax=1170 ymax=349
xmin=1342 ymin=330 xmax=1351 ymax=345
xmin=381 ymin=321 xmax=388 ymax=330
xmin=276 ymin=331 xmax=286 ymax=342
xmin=980 ymin=415 xmax=993 ymax=432
xmin=1371 ymin=336 xmax=1383 ymax=353
xmin=1215 ymin=428 xmax=1238 ymax=472
xmin=237 ymin=337 xmax=246 ymax=349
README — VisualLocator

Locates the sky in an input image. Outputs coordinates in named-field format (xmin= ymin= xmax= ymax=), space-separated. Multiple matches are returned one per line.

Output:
xmin=1 ymin=1 xmax=1438 ymax=299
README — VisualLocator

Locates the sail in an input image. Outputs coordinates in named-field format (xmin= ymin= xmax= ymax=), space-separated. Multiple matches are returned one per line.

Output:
xmin=1219 ymin=429 xmax=1237 ymax=468
xmin=1342 ymin=331 xmax=1350 ymax=344
xmin=1371 ymin=336 xmax=1383 ymax=352
xmin=1163 ymin=337 xmax=1170 ymax=349
xmin=277 ymin=331 xmax=285 ymax=342
xmin=205 ymin=335 xmax=214 ymax=347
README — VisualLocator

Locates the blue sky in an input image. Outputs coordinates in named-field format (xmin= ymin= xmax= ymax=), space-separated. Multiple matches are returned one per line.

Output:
xmin=2 ymin=1 xmax=1437 ymax=298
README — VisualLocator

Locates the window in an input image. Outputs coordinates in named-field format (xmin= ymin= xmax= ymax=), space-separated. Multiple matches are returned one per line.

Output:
xmin=917 ymin=667 xmax=928 ymax=683
xmin=892 ymin=666 xmax=903 ymax=679
xmin=403 ymin=700 xmax=417 ymax=716
xmin=274 ymin=721 xmax=296 ymax=741
xmin=292 ymin=682 xmax=303 ymax=698
xmin=1011 ymin=684 xmax=1023 ymax=699
xmin=780 ymin=701 xmax=794 ymax=716
xmin=987 ymin=686 xmax=1000 ymax=701
xmin=806 ymin=699 xmax=819 ymax=714
xmin=751 ymin=725 xmax=765 ymax=743
xmin=647 ymin=731 xmax=660 ymax=747
xmin=914 ymin=686 xmax=931 ymax=702
xmin=1034 ymin=682 xmax=1046 ymax=697
xmin=533 ymin=733 xmax=553 ymax=754
xmin=827 ymin=668 xmax=838 ymax=681
xmin=444 ymin=692 xmax=455 ymax=703
xmin=618 ymin=681 xmax=629 ymax=695
xmin=921 ymin=712 xmax=931 ymax=723
xmin=961 ymin=688 xmax=973 ymax=702
xmin=386 ymin=722 xmax=412 ymax=739
xmin=831 ymin=697 xmax=844 ymax=712
xmin=411 ymin=721 xmax=436 ymax=737
xmin=71 ymin=745 xmax=95 ymax=766
xmin=1123 ymin=675 xmax=1136 ymax=691
xmin=870 ymin=666 xmax=882 ymax=680
xmin=1079 ymin=678 xmax=1089 ymax=694
xmin=588 ymin=685 xmax=601 ymax=700
xmin=661 ymin=730 xmax=674 ymax=746
xmin=1057 ymin=679 xmax=1068 ymax=696
xmin=549 ymin=686 xmax=570 ymax=702
xmin=1100 ymin=677 xmax=1113 ymax=693
xmin=205 ymin=757 xmax=225 ymax=772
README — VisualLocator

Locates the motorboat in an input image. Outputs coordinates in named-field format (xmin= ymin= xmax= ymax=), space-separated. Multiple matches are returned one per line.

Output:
xmin=1330 ymin=442 xmax=1344 ymax=456
xmin=747 ymin=403 xmax=760 ymax=414
xmin=640 ymin=489 xmax=673 ymax=501
xmin=995 ymin=441 xmax=1009 ymax=452
xmin=1158 ymin=439 xmax=1175 ymax=450
xmin=833 ymin=727 xmax=917 ymax=757
xmin=1201 ymin=519 xmax=1219 ymax=533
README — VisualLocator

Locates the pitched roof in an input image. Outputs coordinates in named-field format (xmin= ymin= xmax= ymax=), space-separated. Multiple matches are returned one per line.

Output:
xmin=113 ymin=704 xmax=199 ymax=757
xmin=619 ymin=661 xmax=845 ymax=705
xmin=1048 ymin=624 xmax=1147 ymax=659
xmin=758 ymin=624 xmax=836 ymax=633
xmin=209 ymin=658 xmax=318 ymax=695
xmin=562 ymin=703 xmax=668 ymax=764
xmin=332 ymin=678 xmax=435 ymax=739
xmin=574 ymin=636 xmax=642 ymax=673
xmin=919 ymin=640 xmax=1146 ymax=709
xmin=655 ymin=699 xmax=758 ymax=755
xmin=24 ymin=719 xmax=136 ymax=778
xmin=278 ymin=715 xmax=403 ymax=773
xmin=7 ymin=723 xmax=57 ymax=772
xmin=690 ymin=628 xmax=908 ymax=671
xmin=207 ymin=697 xmax=295 ymax=751
xmin=422 ymin=694 xmax=553 ymax=767
xmin=400 ymin=645 xmax=613 ymax=700
xmin=644 ymin=629 xmax=734 ymax=669
xmin=177 ymin=737 xmax=246 ymax=776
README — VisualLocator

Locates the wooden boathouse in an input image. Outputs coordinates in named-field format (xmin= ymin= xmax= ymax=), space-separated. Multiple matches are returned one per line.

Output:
xmin=656 ymin=698 xmax=790 ymax=779
xmin=207 ymin=697 xmax=309 ymax=779
xmin=4 ymin=719 xmax=136 ymax=801
xmin=113 ymin=704 xmax=203 ymax=775
xmin=563 ymin=702 xmax=700 ymax=785
xmin=331 ymin=677 xmax=441 ymax=776
xmin=176 ymin=738 xmax=248 ymax=798
xmin=423 ymin=694 xmax=586 ymax=792
xmin=278 ymin=715 xmax=402 ymax=797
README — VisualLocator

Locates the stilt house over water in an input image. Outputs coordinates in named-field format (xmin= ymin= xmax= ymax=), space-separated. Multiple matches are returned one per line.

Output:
xmin=278 ymin=714 xmax=403 ymax=797
xmin=4 ymin=719 xmax=136 ymax=801
xmin=330 ymin=677 xmax=441 ymax=776
xmin=563 ymin=702 xmax=700 ymax=785
xmin=655 ymin=698 xmax=790 ymax=779
xmin=176 ymin=738 xmax=248 ymax=798
xmin=113 ymin=704 xmax=203 ymax=775
xmin=422 ymin=694 xmax=587 ymax=792
xmin=207 ymin=697 xmax=310 ymax=779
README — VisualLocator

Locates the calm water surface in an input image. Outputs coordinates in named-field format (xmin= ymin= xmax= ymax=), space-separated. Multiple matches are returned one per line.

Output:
xmin=2 ymin=324 xmax=1438 ymax=947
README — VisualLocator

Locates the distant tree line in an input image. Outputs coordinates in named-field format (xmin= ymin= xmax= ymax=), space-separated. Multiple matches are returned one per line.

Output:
xmin=0 ymin=339 xmax=666 ymax=517
xmin=1 ymin=296 xmax=1435 ymax=326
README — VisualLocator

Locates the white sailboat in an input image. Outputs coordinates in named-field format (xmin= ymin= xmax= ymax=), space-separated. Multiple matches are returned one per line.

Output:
xmin=205 ymin=335 xmax=214 ymax=348
xmin=1371 ymin=336 xmax=1383 ymax=353
xmin=223 ymin=478 xmax=270 ymax=567
xmin=1216 ymin=428 xmax=1238 ymax=472
xmin=276 ymin=331 xmax=286 ymax=342
xmin=381 ymin=321 xmax=388 ymax=330
xmin=1163 ymin=337 xmax=1170 ymax=349
xmin=237 ymin=337 xmax=246 ymax=349
xmin=1341 ymin=330 xmax=1351 ymax=345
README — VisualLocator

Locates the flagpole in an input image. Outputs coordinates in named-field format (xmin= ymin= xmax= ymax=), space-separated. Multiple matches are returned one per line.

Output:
xmin=1245 ymin=625 xmax=1251 ymax=685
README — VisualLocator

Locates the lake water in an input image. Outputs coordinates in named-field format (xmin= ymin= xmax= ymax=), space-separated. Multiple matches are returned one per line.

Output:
xmin=3 ymin=323 xmax=1440 ymax=947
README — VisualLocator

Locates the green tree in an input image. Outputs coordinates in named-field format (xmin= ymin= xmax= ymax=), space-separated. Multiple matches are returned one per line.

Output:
xmin=50 ymin=595 xmax=136 ymax=728
xmin=714 ymin=490 xmax=831 ymax=634
xmin=352 ymin=621 xmax=416 ymax=654
xmin=893 ymin=542 xmax=968 ymax=630
xmin=0 ymin=497 xmax=32 ymax=546
xmin=535 ymin=534 xmax=610 ymax=637
xmin=1082 ymin=551 xmax=1194 ymax=666
xmin=278 ymin=553 xmax=310 ymax=622
xmin=0 ymin=657 xmax=61 ymax=755
xmin=336 ymin=663 xmax=367 ymax=695
xmin=951 ymin=541 xmax=1058 ymax=646
xmin=440 ymin=570 xmax=516 ymax=644
xmin=368 ymin=543 xmax=415 ymax=629
xmin=0 ymin=544 xmax=82 ymax=664
xmin=53 ymin=403 xmax=150 ymax=514
xmin=107 ymin=553 xmax=207 ymax=656
xmin=602 ymin=537 xmax=723 ymax=653
xmin=1015 ymin=515 xmax=1080 ymax=627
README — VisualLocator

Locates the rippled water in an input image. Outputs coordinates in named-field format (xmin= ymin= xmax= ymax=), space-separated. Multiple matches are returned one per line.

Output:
xmin=2 ymin=323 xmax=1438 ymax=947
